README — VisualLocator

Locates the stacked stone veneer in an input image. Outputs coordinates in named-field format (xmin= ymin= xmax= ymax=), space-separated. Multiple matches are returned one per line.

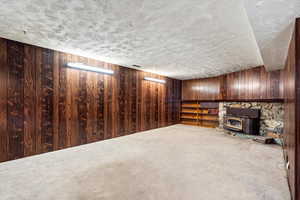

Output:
xmin=219 ymin=102 xmax=284 ymax=136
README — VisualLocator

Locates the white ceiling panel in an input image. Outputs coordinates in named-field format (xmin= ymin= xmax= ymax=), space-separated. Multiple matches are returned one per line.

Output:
xmin=0 ymin=0 xmax=264 ymax=79
xmin=244 ymin=0 xmax=300 ymax=71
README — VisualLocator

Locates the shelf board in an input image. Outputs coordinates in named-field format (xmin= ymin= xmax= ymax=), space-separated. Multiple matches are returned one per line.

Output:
xmin=180 ymin=117 xmax=218 ymax=122
xmin=181 ymin=111 xmax=198 ymax=114
xmin=181 ymin=112 xmax=218 ymax=115
xmin=181 ymin=106 xmax=218 ymax=109
xmin=181 ymin=116 xmax=198 ymax=120
xmin=181 ymin=106 xmax=200 ymax=109
xmin=181 ymin=101 xmax=219 ymax=128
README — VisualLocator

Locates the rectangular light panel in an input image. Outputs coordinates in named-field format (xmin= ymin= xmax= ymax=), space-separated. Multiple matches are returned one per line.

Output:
xmin=144 ymin=77 xmax=166 ymax=84
xmin=66 ymin=62 xmax=114 ymax=74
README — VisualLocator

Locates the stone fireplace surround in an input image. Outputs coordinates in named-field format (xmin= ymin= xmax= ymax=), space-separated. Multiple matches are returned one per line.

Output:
xmin=219 ymin=102 xmax=284 ymax=136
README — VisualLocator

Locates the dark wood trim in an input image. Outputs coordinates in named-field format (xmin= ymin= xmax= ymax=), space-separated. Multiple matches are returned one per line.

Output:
xmin=0 ymin=38 xmax=8 ymax=162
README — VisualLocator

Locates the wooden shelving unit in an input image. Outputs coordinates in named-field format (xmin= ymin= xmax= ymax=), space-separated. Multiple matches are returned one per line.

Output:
xmin=181 ymin=101 xmax=219 ymax=128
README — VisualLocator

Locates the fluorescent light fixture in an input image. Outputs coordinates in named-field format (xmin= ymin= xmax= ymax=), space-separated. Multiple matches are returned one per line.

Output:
xmin=66 ymin=62 xmax=114 ymax=74
xmin=144 ymin=77 xmax=166 ymax=84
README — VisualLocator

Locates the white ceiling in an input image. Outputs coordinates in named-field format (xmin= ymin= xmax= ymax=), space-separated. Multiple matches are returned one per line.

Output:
xmin=244 ymin=0 xmax=300 ymax=71
xmin=0 ymin=0 xmax=299 ymax=79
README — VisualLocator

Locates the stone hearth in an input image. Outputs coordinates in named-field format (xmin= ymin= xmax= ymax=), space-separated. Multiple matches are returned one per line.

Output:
xmin=219 ymin=102 xmax=284 ymax=136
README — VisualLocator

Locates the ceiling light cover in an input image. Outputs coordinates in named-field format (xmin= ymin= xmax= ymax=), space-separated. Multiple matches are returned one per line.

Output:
xmin=66 ymin=62 xmax=114 ymax=74
xmin=144 ymin=77 xmax=166 ymax=84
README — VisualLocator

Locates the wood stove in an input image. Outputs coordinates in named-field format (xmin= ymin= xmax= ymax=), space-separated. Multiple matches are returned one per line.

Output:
xmin=224 ymin=107 xmax=260 ymax=135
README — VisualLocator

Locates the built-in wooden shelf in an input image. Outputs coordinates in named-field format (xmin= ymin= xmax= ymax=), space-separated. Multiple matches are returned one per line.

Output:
xmin=181 ymin=111 xmax=218 ymax=115
xmin=181 ymin=105 xmax=200 ymax=108
xmin=181 ymin=101 xmax=219 ymax=128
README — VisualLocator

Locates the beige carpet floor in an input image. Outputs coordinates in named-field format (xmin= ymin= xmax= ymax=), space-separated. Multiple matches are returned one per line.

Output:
xmin=0 ymin=125 xmax=290 ymax=200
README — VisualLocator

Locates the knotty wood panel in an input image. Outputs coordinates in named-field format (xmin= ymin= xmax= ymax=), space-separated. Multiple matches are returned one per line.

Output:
xmin=0 ymin=38 xmax=181 ymax=163
xmin=182 ymin=66 xmax=283 ymax=101
xmin=7 ymin=41 xmax=24 ymax=160
xmin=24 ymin=45 xmax=36 ymax=156
xmin=283 ymin=18 xmax=300 ymax=200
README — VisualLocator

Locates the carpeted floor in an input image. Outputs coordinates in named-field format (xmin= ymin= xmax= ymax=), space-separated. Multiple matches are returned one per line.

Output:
xmin=0 ymin=125 xmax=290 ymax=200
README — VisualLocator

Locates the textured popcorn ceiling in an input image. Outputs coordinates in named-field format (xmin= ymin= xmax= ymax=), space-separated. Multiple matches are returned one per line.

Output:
xmin=0 ymin=0 xmax=297 ymax=79
xmin=244 ymin=0 xmax=300 ymax=71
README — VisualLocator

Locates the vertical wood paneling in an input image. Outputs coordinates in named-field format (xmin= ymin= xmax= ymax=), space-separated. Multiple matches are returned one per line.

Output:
xmin=233 ymin=71 xmax=239 ymax=100
xmin=271 ymin=70 xmax=281 ymax=99
xmin=284 ymin=28 xmax=296 ymax=200
xmin=35 ymin=48 xmax=42 ymax=153
xmin=53 ymin=52 xmax=59 ymax=150
xmin=252 ymin=67 xmax=261 ymax=100
xmin=118 ymin=67 xmax=126 ymax=136
xmin=58 ymin=52 xmax=67 ymax=149
xmin=0 ymin=39 xmax=8 ymax=162
xmin=0 ymin=37 xmax=181 ymax=163
xmin=70 ymin=55 xmax=79 ymax=146
xmin=125 ymin=69 xmax=131 ymax=134
xmin=96 ymin=60 xmax=105 ymax=140
xmin=24 ymin=45 xmax=36 ymax=156
xmin=161 ymin=76 xmax=166 ymax=127
xmin=86 ymin=58 xmax=97 ymax=142
xmin=136 ymin=71 xmax=142 ymax=130
xmin=247 ymin=69 xmax=253 ymax=99
xmin=131 ymin=69 xmax=138 ymax=133
xmin=77 ymin=56 xmax=88 ymax=144
xmin=7 ymin=41 xmax=24 ymax=160
xmin=145 ymin=73 xmax=151 ymax=130
xmin=154 ymin=77 xmax=159 ymax=128
xmin=238 ymin=71 xmax=247 ymax=99
xmin=260 ymin=67 xmax=268 ymax=99
xmin=182 ymin=66 xmax=284 ymax=101
xmin=41 ymin=49 xmax=54 ymax=152
xmin=110 ymin=64 xmax=118 ymax=138
xmin=103 ymin=63 xmax=113 ymax=139
xmin=283 ymin=18 xmax=300 ymax=200
xmin=219 ymin=75 xmax=226 ymax=100
xmin=65 ymin=54 xmax=73 ymax=147
xmin=279 ymin=70 xmax=284 ymax=99
xmin=165 ymin=78 xmax=170 ymax=125
xmin=97 ymin=63 xmax=104 ymax=140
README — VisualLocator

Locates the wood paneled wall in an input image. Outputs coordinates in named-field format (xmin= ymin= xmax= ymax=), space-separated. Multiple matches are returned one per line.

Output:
xmin=283 ymin=18 xmax=300 ymax=200
xmin=181 ymin=76 xmax=223 ymax=101
xmin=0 ymin=38 xmax=181 ymax=163
xmin=182 ymin=66 xmax=283 ymax=101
